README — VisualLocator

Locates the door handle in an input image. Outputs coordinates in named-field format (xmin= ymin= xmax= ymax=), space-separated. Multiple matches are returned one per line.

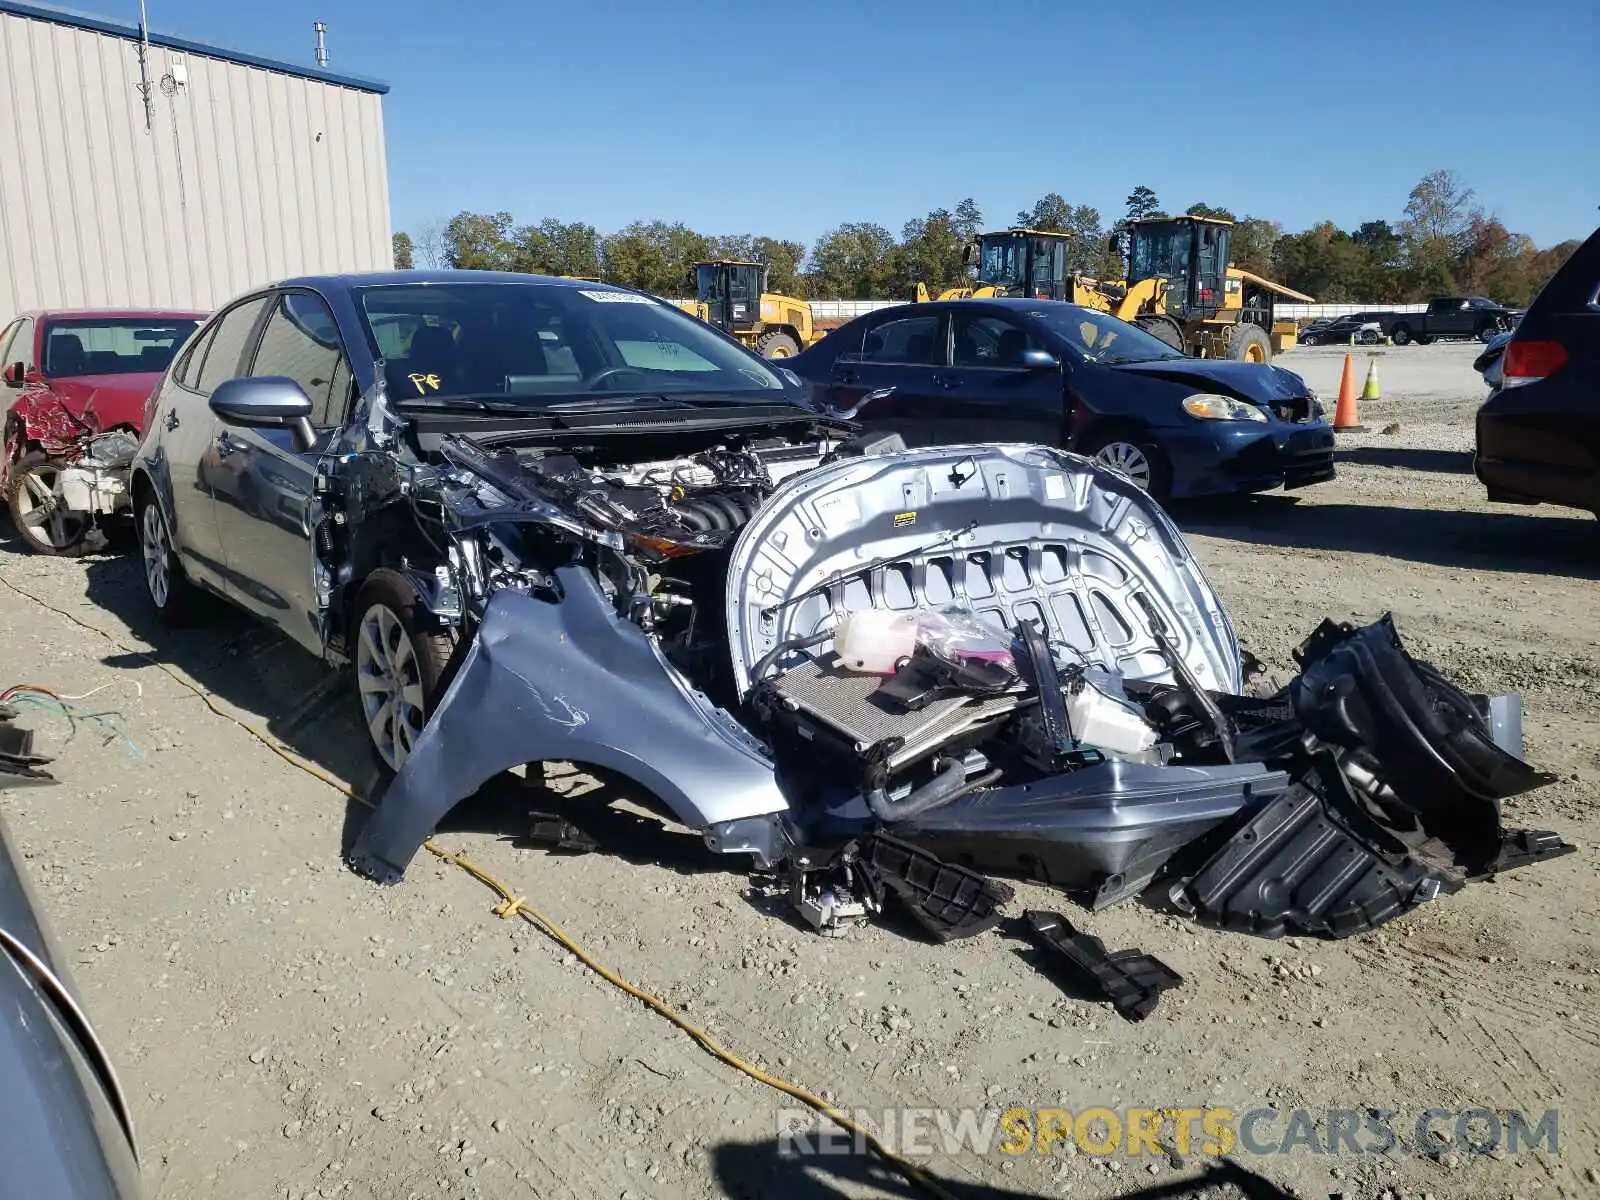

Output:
xmin=215 ymin=430 xmax=240 ymax=458
xmin=164 ymin=409 xmax=180 ymax=431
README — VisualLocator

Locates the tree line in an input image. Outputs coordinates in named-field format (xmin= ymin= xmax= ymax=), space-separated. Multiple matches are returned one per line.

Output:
xmin=391 ymin=170 xmax=1582 ymax=306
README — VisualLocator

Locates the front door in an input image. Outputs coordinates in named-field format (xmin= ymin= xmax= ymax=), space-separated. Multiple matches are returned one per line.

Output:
xmin=828 ymin=309 xmax=949 ymax=445
xmin=173 ymin=295 xmax=271 ymax=593
xmin=935 ymin=309 xmax=1066 ymax=444
xmin=211 ymin=289 xmax=354 ymax=655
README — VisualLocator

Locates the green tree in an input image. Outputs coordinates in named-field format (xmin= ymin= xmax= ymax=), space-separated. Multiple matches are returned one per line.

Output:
xmin=392 ymin=231 xmax=414 ymax=270
xmin=805 ymin=222 xmax=897 ymax=299
xmin=600 ymin=221 xmax=710 ymax=295
xmin=509 ymin=219 xmax=602 ymax=278
xmin=443 ymin=210 xmax=516 ymax=271
xmin=1229 ymin=217 xmax=1280 ymax=275
xmin=897 ymin=208 xmax=969 ymax=296
xmin=1272 ymin=222 xmax=1370 ymax=300
xmin=1185 ymin=202 xmax=1236 ymax=220
xmin=952 ymin=198 xmax=983 ymax=241
xmin=752 ymin=237 xmax=807 ymax=296
xmin=1124 ymin=186 xmax=1160 ymax=223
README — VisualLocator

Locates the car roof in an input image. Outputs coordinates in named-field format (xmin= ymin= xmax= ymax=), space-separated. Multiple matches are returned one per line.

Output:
xmin=12 ymin=307 xmax=208 ymax=320
xmin=853 ymin=298 xmax=1100 ymax=321
xmin=270 ymin=269 xmax=639 ymax=292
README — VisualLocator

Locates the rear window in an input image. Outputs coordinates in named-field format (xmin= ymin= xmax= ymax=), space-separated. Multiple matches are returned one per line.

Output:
xmin=41 ymin=317 xmax=200 ymax=379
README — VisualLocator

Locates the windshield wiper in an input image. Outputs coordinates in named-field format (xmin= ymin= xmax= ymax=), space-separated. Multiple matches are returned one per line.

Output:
xmin=392 ymin=395 xmax=537 ymax=414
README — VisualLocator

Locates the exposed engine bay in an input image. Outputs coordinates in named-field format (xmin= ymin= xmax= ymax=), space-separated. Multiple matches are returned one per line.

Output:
xmin=345 ymin=429 xmax=1576 ymax=1004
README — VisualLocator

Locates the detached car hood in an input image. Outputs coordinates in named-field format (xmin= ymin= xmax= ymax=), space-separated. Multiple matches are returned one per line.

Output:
xmin=725 ymin=442 xmax=1243 ymax=698
xmin=1107 ymin=359 xmax=1310 ymax=406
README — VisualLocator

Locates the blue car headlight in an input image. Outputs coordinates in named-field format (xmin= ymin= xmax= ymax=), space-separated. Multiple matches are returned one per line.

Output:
xmin=1181 ymin=393 xmax=1269 ymax=423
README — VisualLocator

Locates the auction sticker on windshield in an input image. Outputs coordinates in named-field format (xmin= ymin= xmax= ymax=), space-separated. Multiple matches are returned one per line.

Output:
xmin=579 ymin=290 xmax=653 ymax=303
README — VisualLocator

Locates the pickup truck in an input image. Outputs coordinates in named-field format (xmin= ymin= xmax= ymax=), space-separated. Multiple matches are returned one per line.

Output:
xmin=1385 ymin=296 xmax=1521 ymax=346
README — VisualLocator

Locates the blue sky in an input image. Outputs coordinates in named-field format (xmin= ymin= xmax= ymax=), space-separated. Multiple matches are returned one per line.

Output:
xmin=139 ymin=0 xmax=1596 ymax=250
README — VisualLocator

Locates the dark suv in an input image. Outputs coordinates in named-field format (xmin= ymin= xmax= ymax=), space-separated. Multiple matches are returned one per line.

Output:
xmin=1473 ymin=227 xmax=1598 ymax=516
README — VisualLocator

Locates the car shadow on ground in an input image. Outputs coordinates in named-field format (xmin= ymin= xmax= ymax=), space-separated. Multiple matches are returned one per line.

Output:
xmin=1334 ymin=446 xmax=1475 ymax=474
xmin=1173 ymin=493 xmax=1600 ymax=579
xmin=708 ymin=1138 xmax=1293 ymax=1199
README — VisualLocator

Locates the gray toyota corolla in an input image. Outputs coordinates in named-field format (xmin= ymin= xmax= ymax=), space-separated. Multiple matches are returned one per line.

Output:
xmin=126 ymin=270 xmax=1566 ymax=946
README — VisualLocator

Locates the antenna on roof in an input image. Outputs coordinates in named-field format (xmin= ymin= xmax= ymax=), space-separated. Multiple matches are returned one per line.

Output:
xmin=313 ymin=21 xmax=328 ymax=67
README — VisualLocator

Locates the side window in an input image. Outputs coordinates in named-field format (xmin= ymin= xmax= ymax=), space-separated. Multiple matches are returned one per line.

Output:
xmin=174 ymin=324 xmax=219 ymax=389
xmin=249 ymin=292 xmax=353 ymax=429
xmin=952 ymin=313 xmax=1035 ymax=368
xmin=860 ymin=314 xmax=943 ymax=365
xmin=196 ymin=297 xmax=270 ymax=394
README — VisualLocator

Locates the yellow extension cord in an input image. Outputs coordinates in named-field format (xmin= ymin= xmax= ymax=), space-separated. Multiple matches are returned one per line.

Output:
xmin=0 ymin=573 xmax=961 ymax=1200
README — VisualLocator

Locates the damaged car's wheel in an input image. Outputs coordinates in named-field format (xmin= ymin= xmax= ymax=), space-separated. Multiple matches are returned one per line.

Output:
xmin=353 ymin=570 xmax=454 ymax=777
xmin=7 ymin=452 xmax=93 ymax=557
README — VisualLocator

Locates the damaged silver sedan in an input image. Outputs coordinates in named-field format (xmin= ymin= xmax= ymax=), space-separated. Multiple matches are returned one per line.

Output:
xmin=128 ymin=271 xmax=1574 ymax=970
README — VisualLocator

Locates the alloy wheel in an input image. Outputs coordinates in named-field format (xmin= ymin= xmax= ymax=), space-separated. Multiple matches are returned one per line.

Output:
xmin=356 ymin=604 xmax=427 ymax=772
xmin=14 ymin=463 xmax=87 ymax=550
xmin=140 ymin=502 xmax=171 ymax=608
xmin=1094 ymin=441 xmax=1153 ymax=490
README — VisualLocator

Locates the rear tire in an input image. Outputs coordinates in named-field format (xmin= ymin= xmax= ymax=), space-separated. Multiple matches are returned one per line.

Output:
xmin=352 ymin=569 xmax=456 ymax=779
xmin=756 ymin=330 xmax=801 ymax=358
xmin=1077 ymin=427 xmax=1173 ymax=503
xmin=6 ymin=451 xmax=93 ymax=557
xmin=1476 ymin=322 xmax=1499 ymax=343
xmin=1135 ymin=315 xmax=1187 ymax=353
xmin=1391 ymin=324 xmax=1412 ymax=346
xmin=135 ymin=488 xmax=205 ymax=626
xmin=1225 ymin=324 xmax=1272 ymax=363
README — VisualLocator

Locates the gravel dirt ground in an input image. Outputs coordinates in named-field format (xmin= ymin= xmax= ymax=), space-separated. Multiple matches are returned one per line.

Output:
xmin=1 ymin=340 xmax=1595 ymax=1200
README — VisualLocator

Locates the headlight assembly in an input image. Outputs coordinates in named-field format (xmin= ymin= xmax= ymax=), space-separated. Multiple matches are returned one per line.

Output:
xmin=1182 ymin=393 xmax=1268 ymax=423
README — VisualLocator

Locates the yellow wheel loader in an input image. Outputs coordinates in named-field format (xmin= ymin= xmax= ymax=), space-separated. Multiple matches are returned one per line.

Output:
xmin=676 ymin=260 xmax=822 ymax=358
xmin=916 ymin=218 xmax=1311 ymax=363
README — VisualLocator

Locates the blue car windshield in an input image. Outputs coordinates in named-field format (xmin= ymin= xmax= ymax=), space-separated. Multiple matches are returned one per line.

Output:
xmin=355 ymin=282 xmax=788 ymax=404
xmin=1026 ymin=306 xmax=1188 ymax=364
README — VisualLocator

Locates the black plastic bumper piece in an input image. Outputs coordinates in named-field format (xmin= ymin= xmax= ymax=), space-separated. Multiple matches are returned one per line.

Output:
xmin=1020 ymin=909 xmax=1182 ymax=1022
xmin=526 ymin=812 xmax=601 ymax=854
xmin=856 ymin=833 xmax=1014 ymax=942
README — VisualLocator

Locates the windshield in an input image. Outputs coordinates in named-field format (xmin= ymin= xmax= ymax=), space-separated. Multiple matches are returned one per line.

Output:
xmin=978 ymin=236 xmax=1027 ymax=289
xmin=41 ymin=317 xmax=200 ymax=378
xmin=1026 ymin=306 xmax=1187 ymax=364
xmin=1129 ymin=221 xmax=1191 ymax=284
xmin=356 ymin=282 xmax=787 ymax=404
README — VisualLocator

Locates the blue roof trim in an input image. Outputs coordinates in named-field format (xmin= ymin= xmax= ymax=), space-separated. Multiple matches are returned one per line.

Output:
xmin=0 ymin=0 xmax=390 ymax=94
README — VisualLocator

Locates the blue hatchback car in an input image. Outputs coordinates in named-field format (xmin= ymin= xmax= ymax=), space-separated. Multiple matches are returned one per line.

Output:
xmin=786 ymin=299 xmax=1336 ymax=501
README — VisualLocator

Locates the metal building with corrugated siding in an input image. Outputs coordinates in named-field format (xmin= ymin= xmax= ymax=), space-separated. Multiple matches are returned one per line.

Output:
xmin=0 ymin=1 xmax=392 ymax=318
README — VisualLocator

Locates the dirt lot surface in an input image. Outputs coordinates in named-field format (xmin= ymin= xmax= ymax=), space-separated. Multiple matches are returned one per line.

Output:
xmin=1 ymin=340 xmax=1595 ymax=1200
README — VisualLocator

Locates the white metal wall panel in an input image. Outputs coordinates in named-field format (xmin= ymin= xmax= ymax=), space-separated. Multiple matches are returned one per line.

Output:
xmin=0 ymin=8 xmax=391 ymax=318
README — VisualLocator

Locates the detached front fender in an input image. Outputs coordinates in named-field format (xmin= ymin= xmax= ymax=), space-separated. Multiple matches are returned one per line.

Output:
xmin=349 ymin=565 xmax=788 ymax=884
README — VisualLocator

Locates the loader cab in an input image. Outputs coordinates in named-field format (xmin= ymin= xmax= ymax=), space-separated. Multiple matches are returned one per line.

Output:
xmin=1128 ymin=217 xmax=1231 ymax=321
xmin=974 ymin=229 xmax=1071 ymax=300
xmin=694 ymin=260 xmax=765 ymax=334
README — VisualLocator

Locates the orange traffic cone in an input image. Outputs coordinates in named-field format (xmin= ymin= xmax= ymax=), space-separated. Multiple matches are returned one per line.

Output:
xmin=1333 ymin=352 xmax=1367 ymax=432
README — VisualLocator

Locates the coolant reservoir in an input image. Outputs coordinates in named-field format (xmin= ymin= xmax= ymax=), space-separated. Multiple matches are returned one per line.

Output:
xmin=834 ymin=610 xmax=919 ymax=674
xmin=1065 ymin=669 xmax=1159 ymax=756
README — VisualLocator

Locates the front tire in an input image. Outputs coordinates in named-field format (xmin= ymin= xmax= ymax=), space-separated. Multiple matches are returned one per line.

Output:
xmin=1078 ymin=428 xmax=1173 ymax=502
xmin=1225 ymin=324 xmax=1272 ymax=363
xmin=353 ymin=570 xmax=455 ymax=777
xmin=1135 ymin=315 xmax=1187 ymax=353
xmin=7 ymin=451 xmax=93 ymax=556
xmin=756 ymin=330 xmax=801 ymax=358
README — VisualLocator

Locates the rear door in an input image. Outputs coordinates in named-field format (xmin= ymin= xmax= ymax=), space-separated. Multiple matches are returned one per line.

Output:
xmin=933 ymin=308 xmax=1065 ymax=443
xmin=828 ymin=308 xmax=949 ymax=444
xmin=212 ymin=288 xmax=355 ymax=654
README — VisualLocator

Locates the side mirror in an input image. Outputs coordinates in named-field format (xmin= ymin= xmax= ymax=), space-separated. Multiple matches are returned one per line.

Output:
xmin=3 ymin=361 xmax=24 ymax=387
xmin=1020 ymin=348 xmax=1060 ymax=371
xmin=209 ymin=376 xmax=316 ymax=449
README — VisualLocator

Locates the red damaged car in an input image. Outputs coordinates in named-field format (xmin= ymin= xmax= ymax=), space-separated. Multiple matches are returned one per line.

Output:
xmin=1 ymin=308 xmax=204 ymax=555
